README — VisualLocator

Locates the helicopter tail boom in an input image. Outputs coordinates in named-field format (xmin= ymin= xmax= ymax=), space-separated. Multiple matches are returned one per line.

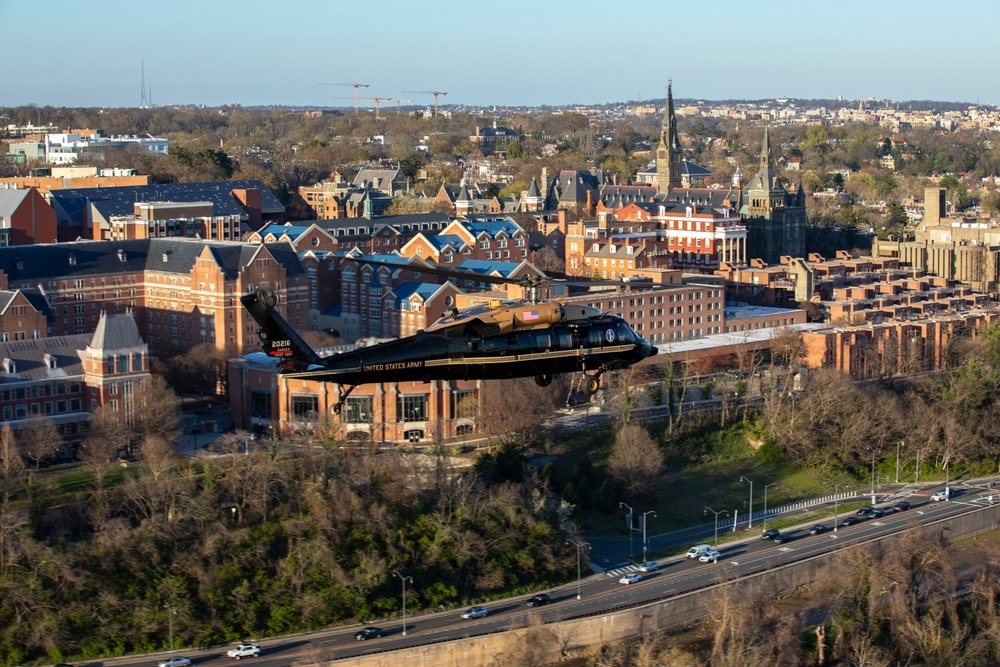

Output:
xmin=240 ymin=288 xmax=322 ymax=367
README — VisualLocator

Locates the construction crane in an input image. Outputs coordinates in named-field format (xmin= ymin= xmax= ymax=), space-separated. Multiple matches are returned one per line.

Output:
xmin=402 ymin=90 xmax=448 ymax=117
xmin=328 ymin=96 xmax=393 ymax=119
xmin=394 ymin=99 xmax=412 ymax=115
xmin=318 ymin=82 xmax=370 ymax=118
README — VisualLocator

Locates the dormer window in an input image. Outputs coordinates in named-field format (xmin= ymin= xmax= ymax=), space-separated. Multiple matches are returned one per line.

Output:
xmin=44 ymin=354 xmax=56 ymax=370
xmin=68 ymin=254 xmax=77 ymax=266
xmin=2 ymin=358 xmax=14 ymax=374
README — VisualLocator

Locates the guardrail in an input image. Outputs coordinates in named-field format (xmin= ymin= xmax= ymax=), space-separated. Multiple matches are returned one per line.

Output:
xmin=717 ymin=490 xmax=859 ymax=529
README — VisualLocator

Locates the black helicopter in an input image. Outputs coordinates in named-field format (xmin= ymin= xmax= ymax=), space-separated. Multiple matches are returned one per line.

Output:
xmin=240 ymin=258 xmax=657 ymax=413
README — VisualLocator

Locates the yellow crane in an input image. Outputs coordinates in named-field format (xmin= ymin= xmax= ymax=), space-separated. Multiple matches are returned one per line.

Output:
xmin=402 ymin=90 xmax=448 ymax=117
xmin=318 ymin=82 xmax=370 ymax=118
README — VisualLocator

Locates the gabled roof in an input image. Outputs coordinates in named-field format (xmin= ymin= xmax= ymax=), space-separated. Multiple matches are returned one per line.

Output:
xmin=464 ymin=218 xmax=522 ymax=238
xmin=0 ymin=188 xmax=31 ymax=218
xmin=424 ymin=234 xmax=466 ymax=251
xmin=455 ymin=259 xmax=530 ymax=278
xmin=389 ymin=281 xmax=448 ymax=302
xmin=353 ymin=168 xmax=403 ymax=189
xmin=0 ymin=287 xmax=50 ymax=320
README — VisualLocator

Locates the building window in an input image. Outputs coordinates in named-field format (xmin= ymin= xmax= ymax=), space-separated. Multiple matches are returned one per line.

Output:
xmin=397 ymin=394 xmax=428 ymax=422
xmin=343 ymin=396 xmax=373 ymax=424
xmin=249 ymin=391 xmax=271 ymax=419
xmin=291 ymin=394 xmax=319 ymax=420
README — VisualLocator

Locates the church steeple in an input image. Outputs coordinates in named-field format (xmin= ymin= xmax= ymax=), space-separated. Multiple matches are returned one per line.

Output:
xmin=656 ymin=80 xmax=683 ymax=196
xmin=761 ymin=123 xmax=772 ymax=169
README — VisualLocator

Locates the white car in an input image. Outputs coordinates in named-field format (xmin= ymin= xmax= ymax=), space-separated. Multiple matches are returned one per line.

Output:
xmin=619 ymin=572 xmax=643 ymax=584
xmin=698 ymin=549 xmax=721 ymax=563
xmin=227 ymin=643 xmax=260 ymax=660
xmin=931 ymin=488 xmax=951 ymax=502
xmin=158 ymin=658 xmax=192 ymax=667
xmin=461 ymin=606 xmax=488 ymax=619
xmin=637 ymin=561 xmax=660 ymax=572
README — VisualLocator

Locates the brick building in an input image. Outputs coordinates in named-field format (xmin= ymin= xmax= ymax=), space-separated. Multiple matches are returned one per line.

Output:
xmin=0 ymin=239 xmax=310 ymax=355
xmin=0 ymin=313 xmax=151 ymax=456
xmin=0 ymin=288 xmax=49 ymax=341
xmin=0 ymin=187 xmax=58 ymax=246
xmin=47 ymin=180 xmax=283 ymax=242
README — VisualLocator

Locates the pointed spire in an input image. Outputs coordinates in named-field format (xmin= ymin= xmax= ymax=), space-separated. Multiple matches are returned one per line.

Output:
xmin=527 ymin=176 xmax=540 ymax=198
xmin=761 ymin=122 xmax=772 ymax=168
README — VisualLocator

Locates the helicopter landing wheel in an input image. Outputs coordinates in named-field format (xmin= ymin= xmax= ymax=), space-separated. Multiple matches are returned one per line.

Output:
xmin=534 ymin=374 xmax=553 ymax=387
xmin=585 ymin=376 xmax=601 ymax=396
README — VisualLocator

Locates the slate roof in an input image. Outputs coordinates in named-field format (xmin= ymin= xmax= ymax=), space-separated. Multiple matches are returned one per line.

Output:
xmin=88 ymin=313 xmax=146 ymax=353
xmin=527 ymin=177 xmax=540 ymax=198
xmin=390 ymin=282 xmax=446 ymax=302
xmin=424 ymin=234 xmax=467 ymax=251
xmin=256 ymin=223 xmax=311 ymax=240
xmin=353 ymin=169 xmax=403 ymax=189
xmin=0 ymin=334 xmax=90 ymax=384
xmin=465 ymin=218 xmax=522 ymax=238
xmin=0 ymin=238 xmax=304 ymax=283
xmin=47 ymin=180 xmax=284 ymax=224
xmin=0 ymin=287 xmax=51 ymax=320
xmin=0 ymin=189 xmax=30 ymax=219
xmin=455 ymin=259 xmax=525 ymax=277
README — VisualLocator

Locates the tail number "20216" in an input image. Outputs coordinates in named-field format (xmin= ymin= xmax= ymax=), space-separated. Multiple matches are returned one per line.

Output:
xmin=272 ymin=340 xmax=292 ymax=348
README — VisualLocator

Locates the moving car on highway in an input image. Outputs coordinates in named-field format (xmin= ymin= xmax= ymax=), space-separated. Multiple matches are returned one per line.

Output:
xmin=526 ymin=594 xmax=550 ymax=607
xmin=698 ymin=549 xmax=721 ymax=563
xmin=809 ymin=523 xmax=830 ymax=535
xmin=354 ymin=628 xmax=383 ymax=641
xmin=227 ymin=643 xmax=260 ymax=659
xmin=461 ymin=606 xmax=488 ymax=619
xmin=637 ymin=561 xmax=660 ymax=572
xmin=158 ymin=658 xmax=192 ymax=667
xmin=619 ymin=573 xmax=643 ymax=584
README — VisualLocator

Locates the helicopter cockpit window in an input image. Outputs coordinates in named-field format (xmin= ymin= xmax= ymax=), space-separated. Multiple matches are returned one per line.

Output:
xmin=616 ymin=323 xmax=637 ymax=343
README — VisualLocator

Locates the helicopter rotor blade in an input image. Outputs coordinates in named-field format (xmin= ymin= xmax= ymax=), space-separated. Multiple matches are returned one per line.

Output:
xmin=350 ymin=257 xmax=553 ymax=289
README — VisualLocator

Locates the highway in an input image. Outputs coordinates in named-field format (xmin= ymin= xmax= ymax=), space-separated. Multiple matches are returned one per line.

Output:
xmin=115 ymin=489 xmax=994 ymax=666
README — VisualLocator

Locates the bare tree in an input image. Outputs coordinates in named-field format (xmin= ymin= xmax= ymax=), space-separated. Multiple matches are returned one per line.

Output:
xmin=607 ymin=423 xmax=663 ymax=501
xmin=134 ymin=374 xmax=182 ymax=443
xmin=81 ymin=407 xmax=129 ymax=491
xmin=0 ymin=423 xmax=25 ymax=505
xmin=16 ymin=419 xmax=62 ymax=469
xmin=140 ymin=434 xmax=177 ymax=482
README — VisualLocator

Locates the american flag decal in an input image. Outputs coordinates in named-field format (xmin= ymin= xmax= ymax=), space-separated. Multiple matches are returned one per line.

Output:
xmin=523 ymin=310 xmax=539 ymax=321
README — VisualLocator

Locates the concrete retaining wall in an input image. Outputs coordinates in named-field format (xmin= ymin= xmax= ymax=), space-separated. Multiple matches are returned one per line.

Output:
xmin=332 ymin=504 xmax=1000 ymax=666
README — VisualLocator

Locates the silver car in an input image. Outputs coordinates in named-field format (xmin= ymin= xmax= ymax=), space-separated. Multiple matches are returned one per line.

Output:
xmin=158 ymin=658 xmax=192 ymax=667
xmin=461 ymin=605 xmax=488 ymax=619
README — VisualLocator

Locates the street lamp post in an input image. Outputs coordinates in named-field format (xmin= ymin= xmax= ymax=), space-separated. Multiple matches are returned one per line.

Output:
xmin=945 ymin=460 xmax=950 ymax=501
xmin=763 ymin=482 xmax=778 ymax=530
xmin=867 ymin=446 xmax=880 ymax=504
xmin=164 ymin=602 xmax=177 ymax=653
xmin=619 ymin=502 xmax=633 ymax=559
xmin=393 ymin=570 xmax=413 ymax=636
xmin=916 ymin=449 xmax=922 ymax=486
xmin=830 ymin=482 xmax=844 ymax=533
xmin=641 ymin=511 xmax=657 ymax=562
xmin=740 ymin=476 xmax=754 ymax=529
xmin=566 ymin=539 xmax=583 ymax=599
xmin=704 ymin=506 xmax=728 ymax=548
xmin=896 ymin=440 xmax=902 ymax=483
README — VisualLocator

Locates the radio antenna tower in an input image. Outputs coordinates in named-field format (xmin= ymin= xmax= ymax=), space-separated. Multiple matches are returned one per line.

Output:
xmin=140 ymin=59 xmax=148 ymax=108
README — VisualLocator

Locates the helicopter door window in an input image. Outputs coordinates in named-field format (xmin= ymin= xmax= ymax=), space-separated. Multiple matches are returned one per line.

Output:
xmin=616 ymin=323 xmax=637 ymax=343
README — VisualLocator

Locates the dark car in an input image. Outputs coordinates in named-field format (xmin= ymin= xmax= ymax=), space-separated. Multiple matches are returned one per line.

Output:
xmin=841 ymin=515 xmax=862 ymax=526
xmin=355 ymin=627 xmax=383 ymax=641
xmin=809 ymin=523 xmax=830 ymax=535
xmin=856 ymin=506 xmax=876 ymax=516
xmin=773 ymin=533 xmax=795 ymax=544
xmin=526 ymin=593 xmax=551 ymax=607
xmin=761 ymin=529 xmax=781 ymax=540
xmin=893 ymin=501 xmax=912 ymax=512
xmin=871 ymin=508 xmax=888 ymax=518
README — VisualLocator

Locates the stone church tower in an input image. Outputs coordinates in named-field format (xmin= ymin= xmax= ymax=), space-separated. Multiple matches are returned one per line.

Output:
xmin=741 ymin=125 xmax=806 ymax=264
xmin=656 ymin=82 xmax=683 ymax=196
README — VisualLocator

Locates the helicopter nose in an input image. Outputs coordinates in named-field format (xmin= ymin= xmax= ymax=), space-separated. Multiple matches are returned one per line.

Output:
xmin=643 ymin=339 xmax=657 ymax=358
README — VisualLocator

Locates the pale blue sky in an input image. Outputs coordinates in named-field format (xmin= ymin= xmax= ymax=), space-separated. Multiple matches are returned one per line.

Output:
xmin=2 ymin=0 xmax=996 ymax=108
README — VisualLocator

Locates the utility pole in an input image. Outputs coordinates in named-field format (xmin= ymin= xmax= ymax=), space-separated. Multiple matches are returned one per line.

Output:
xmin=164 ymin=602 xmax=176 ymax=653
xmin=763 ymin=482 xmax=778 ymax=530
xmin=896 ymin=440 xmax=902 ymax=483
xmin=566 ymin=539 xmax=583 ymax=599
xmin=641 ymin=511 xmax=657 ymax=562
xmin=868 ymin=446 xmax=880 ymax=504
